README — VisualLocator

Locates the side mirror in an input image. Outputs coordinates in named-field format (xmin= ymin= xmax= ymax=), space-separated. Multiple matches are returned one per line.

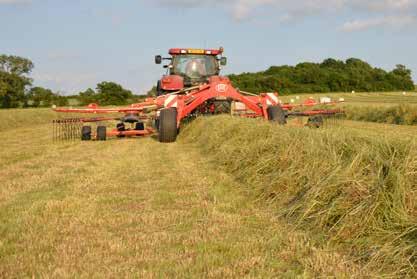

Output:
xmin=220 ymin=57 xmax=227 ymax=66
xmin=155 ymin=55 xmax=162 ymax=64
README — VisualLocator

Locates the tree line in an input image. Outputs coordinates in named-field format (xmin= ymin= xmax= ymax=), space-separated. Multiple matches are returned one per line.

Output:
xmin=0 ymin=54 xmax=68 ymax=108
xmin=0 ymin=54 xmax=137 ymax=108
xmin=228 ymin=58 xmax=415 ymax=94
xmin=1 ymin=54 xmax=415 ymax=109
xmin=77 ymin=82 xmax=134 ymax=106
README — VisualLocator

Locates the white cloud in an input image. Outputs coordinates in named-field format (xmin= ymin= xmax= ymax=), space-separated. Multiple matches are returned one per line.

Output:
xmin=32 ymin=72 xmax=98 ymax=94
xmin=152 ymin=0 xmax=417 ymax=31
xmin=47 ymin=51 xmax=81 ymax=61
xmin=0 ymin=0 xmax=31 ymax=4
xmin=352 ymin=0 xmax=417 ymax=12
xmin=342 ymin=15 xmax=416 ymax=32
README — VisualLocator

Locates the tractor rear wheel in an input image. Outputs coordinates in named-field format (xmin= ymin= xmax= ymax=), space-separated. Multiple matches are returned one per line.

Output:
xmin=97 ymin=126 xmax=107 ymax=141
xmin=81 ymin=126 xmax=92 ymax=141
xmin=158 ymin=108 xmax=178 ymax=143
xmin=267 ymin=106 xmax=287 ymax=125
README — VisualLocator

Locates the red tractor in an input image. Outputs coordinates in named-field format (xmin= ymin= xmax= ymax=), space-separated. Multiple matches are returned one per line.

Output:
xmin=53 ymin=47 xmax=343 ymax=142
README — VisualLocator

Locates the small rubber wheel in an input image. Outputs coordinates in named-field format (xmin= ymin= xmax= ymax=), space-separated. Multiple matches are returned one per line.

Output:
xmin=267 ymin=106 xmax=287 ymax=125
xmin=97 ymin=126 xmax=107 ymax=141
xmin=81 ymin=126 xmax=92 ymax=141
xmin=307 ymin=116 xmax=324 ymax=128
xmin=117 ymin=123 xmax=125 ymax=131
xmin=116 ymin=122 xmax=125 ymax=138
xmin=135 ymin=122 xmax=145 ymax=131
xmin=158 ymin=108 xmax=178 ymax=143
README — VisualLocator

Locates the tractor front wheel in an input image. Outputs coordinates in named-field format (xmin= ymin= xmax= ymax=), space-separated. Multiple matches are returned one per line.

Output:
xmin=267 ymin=106 xmax=287 ymax=125
xmin=158 ymin=108 xmax=178 ymax=143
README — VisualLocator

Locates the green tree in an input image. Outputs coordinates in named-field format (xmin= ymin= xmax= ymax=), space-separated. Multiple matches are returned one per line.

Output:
xmin=78 ymin=88 xmax=97 ymax=105
xmin=0 ymin=55 xmax=34 ymax=108
xmin=27 ymin=86 xmax=69 ymax=107
xmin=77 ymin=82 xmax=133 ymax=106
xmin=96 ymin=81 xmax=133 ymax=105
xmin=28 ymin=86 xmax=54 ymax=107
xmin=147 ymin=86 xmax=157 ymax=97
xmin=51 ymin=94 xmax=69 ymax=106
xmin=0 ymin=55 xmax=34 ymax=76
xmin=228 ymin=58 xmax=415 ymax=94
xmin=0 ymin=71 xmax=31 ymax=108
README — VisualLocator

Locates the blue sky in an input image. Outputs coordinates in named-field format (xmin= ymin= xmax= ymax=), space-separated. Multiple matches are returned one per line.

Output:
xmin=1 ymin=0 xmax=416 ymax=94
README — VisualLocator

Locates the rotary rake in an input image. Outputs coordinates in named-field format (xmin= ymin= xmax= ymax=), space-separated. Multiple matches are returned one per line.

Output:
xmin=53 ymin=47 xmax=344 ymax=143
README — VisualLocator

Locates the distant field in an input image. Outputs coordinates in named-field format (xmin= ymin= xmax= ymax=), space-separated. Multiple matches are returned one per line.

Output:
xmin=0 ymin=108 xmax=56 ymax=132
xmin=1 ymin=97 xmax=417 ymax=277
xmin=279 ymin=92 xmax=417 ymax=126
xmin=279 ymin=91 xmax=417 ymax=106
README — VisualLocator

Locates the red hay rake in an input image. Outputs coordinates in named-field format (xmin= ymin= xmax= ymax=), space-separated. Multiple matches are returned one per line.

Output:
xmin=53 ymin=47 xmax=344 ymax=142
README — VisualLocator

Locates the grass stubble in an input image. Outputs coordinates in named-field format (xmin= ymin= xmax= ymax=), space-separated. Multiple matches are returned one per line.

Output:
xmin=1 ymin=101 xmax=416 ymax=277
xmin=0 ymin=112 xmax=365 ymax=278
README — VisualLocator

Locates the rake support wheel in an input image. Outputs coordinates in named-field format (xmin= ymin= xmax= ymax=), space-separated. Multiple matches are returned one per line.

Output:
xmin=135 ymin=122 xmax=145 ymax=131
xmin=97 ymin=126 xmax=107 ymax=141
xmin=158 ymin=108 xmax=178 ymax=143
xmin=307 ymin=115 xmax=324 ymax=128
xmin=267 ymin=106 xmax=287 ymax=125
xmin=81 ymin=126 xmax=92 ymax=141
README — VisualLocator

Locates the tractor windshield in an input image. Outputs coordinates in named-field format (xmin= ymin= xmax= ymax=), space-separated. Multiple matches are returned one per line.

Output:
xmin=171 ymin=55 xmax=218 ymax=80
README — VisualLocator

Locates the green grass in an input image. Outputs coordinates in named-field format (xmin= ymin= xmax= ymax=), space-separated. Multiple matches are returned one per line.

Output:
xmin=343 ymin=104 xmax=417 ymax=125
xmin=1 ymin=96 xmax=417 ymax=277
xmin=0 ymin=111 xmax=367 ymax=277
xmin=0 ymin=108 xmax=56 ymax=132
xmin=280 ymin=91 xmax=417 ymax=126
xmin=180 ymin=116 xmax=417 ymax=277
xmin=279 ymin=91 xmax=417 ymax=107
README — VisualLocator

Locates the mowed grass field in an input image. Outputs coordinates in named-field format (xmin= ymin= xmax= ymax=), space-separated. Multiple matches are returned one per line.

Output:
xmin=0 ymin=92 xmax=416 ymax=277
xmin=279 ymin=91 xmax=417 ymax=107
xmin=0 ymin=112 xmax=367 ymax=278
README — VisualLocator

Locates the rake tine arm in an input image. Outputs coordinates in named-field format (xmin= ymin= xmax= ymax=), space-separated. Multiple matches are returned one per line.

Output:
xmin=288 ymin=109 xmax=344 ymax=117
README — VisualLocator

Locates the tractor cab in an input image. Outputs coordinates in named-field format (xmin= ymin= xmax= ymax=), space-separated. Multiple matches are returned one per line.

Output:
xmin=155 ymin=48 xmax=227 ymax=95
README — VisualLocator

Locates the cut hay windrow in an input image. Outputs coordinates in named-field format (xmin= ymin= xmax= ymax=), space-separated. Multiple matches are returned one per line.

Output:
xmin=180 ymin=116 xmax=417 ymax=276
xmin=344 ymin=104 xmax=417 ymax=125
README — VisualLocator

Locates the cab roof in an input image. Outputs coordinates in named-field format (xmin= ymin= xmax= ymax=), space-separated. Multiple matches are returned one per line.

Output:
xmin=169 ymin=48 xmax=224 ymax=56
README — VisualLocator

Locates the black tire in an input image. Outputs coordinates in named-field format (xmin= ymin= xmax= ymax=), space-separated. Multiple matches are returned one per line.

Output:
xmin=81 ymin=126 xmax=92 ymax=141
xmin=135 ymin=122 xmax=145 ymax=131
xmin=267 ymin=106 xmax=287 ymax=125
xmin=307 ymin=115 xmax=324 ymax=128
xmin=158 ymin=108 xmax=178 ymax=143
xmin=97 ymin=126 xmax=107 ymax=141
xmin=116 ymin=123 xmax=125 ymax=131
xmin=116 ymin=122 xmax=125 ymax=138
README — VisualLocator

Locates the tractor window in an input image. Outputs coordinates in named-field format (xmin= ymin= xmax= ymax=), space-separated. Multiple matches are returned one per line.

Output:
xmin=172 ymin=55 xmax=217 ymax=79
